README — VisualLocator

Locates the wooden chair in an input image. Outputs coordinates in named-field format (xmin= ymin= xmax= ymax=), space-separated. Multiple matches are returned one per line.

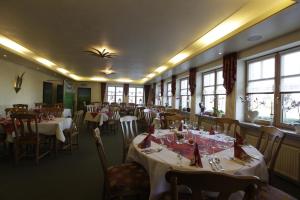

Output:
xmin=215 ymin=117 xmax=239 ymax=136
xmin=86 ymin=104 xmax=96 ymax=112
xmin=13 ymin=104 xmax=28 ymax=110
xmin=164 ymin=170 xmax=296 ymax=200
xmin=256 ymin=126 xmax=285 ymax=179
xmin=63 ymin=110 xmax=84 ymax=153
xmin=120 ymin=116 xmax=139 ymax=162
xmin=120 ymin=102 xmax=127 ymax=109
xmin=154 ymin=105 xmax=166 ymax=112
xmin=166 ymin=108 xmax=181 ymax=114
xmin=11 ymin=113 xmax=50 ymax=164
xmin=162 ymin=114 xmax=184 ymax=129
xmin=144 ymin=108 xmax=155 ymax=126
xmin=54 ymin=103 xmax=64 ymax=109
xmin=35 ymin=102 xmax=45 ymax=108
xmin=102 ymin=102 xmax=109 ymax=107
xmin=93 ymin=128 xmax=150 ymax=200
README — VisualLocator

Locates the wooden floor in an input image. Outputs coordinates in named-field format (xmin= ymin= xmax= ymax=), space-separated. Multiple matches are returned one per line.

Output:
xmin=0 ymin=125 xmax=299 ymax=200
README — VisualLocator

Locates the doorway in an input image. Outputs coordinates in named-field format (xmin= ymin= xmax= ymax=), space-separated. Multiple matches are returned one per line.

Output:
xmin=77 ymin=88 xmax=91 ymax=110
xmin=43 ymin=81 xmax=53 ymax=105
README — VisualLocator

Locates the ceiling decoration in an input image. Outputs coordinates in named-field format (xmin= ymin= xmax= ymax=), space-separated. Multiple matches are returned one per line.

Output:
xmin=0 ymin=0 xmax=296 ymax=84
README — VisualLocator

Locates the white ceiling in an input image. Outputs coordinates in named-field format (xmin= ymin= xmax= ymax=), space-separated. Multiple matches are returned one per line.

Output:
xmin=0 ymin=0 xmax=249 ymax=79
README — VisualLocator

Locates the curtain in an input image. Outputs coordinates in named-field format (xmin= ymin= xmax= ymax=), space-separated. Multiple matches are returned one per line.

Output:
xmin=124 ymin=84 xmax=129 ymax=96
xmin=144 ymin=85 xmax=151 ymax=106
xmin=160 ymin=79 xmax=164 ymax=97
xmin=189 ymin=68 xmax=196 ymax=96
xmin=223 ymin=52 xmax=237 ymax=95
xmin=171 ymin=75 xmax=176 ymax=97
xmin=152 ymin=83 xmax=156 ymax=105
xmin=100 ymin=82 xmax=107 ymax=103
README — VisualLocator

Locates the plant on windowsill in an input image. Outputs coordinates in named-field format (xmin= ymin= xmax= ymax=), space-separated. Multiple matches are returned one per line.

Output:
xmin=284 ymin=99 xmax=300 ymax=134
xmin=240 ymin=96 xmax=266 ymax=123
xmin=212 ymin=107 xmax=224 ymax=117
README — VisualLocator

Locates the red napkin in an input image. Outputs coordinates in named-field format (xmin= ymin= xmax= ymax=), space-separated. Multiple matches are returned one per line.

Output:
xmin=209 ymin=126 xmax=215 ymax=135
xmin=90 ymin=112 xmax=98 ymax=118
xmin=234 ymin=141 xmax=250 ymax=160
xmin=138 ymin=134 xmax=151 ymax=149
xmin=190 ymin=143 xmax=203 ymax=168
xmin=148 ymin=124 xmax=155 ymax=134
xmin=235 ymin=132 xmax=244 ymax=145
xmin=178 ymin=122 xmax=183 ymax=131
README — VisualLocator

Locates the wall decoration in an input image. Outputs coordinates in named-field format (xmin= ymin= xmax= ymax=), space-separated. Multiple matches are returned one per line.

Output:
xmin=14 ymin=72 xmax=25 ymax=93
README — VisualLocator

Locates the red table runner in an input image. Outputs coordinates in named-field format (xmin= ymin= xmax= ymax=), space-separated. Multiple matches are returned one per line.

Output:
xmin=149 ymin=132 xmax=233 ymax=160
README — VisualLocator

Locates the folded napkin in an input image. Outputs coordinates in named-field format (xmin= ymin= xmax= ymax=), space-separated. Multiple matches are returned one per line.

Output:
xmin=138 ymin=134 xmax=151 ymax=149
xmin=178 ymin=122 xmax=183 ymax=131
xmin=90 ymin=112 xmax=98 ymax=118
xmin=190 ymin=143 xmax=203 ymax=168
xmin=234 ymin=141 xmax=250 ymax=160
xmin=148 ymin=124 xmax=155 ymax=134
xmin=209 ymin=126 xmax=215 ymax=135
xmin=235 ymin=132 xmax=244 ymax=145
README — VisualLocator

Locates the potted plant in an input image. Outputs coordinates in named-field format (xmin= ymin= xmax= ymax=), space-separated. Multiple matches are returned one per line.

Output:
xmin=240 ymin=96 xmax=266 ymax=122
xmin=212 ymin=107 xmax=224 ymax=117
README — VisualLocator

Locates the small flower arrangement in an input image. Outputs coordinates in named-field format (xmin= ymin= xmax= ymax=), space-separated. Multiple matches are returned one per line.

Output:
xmin=284 ymin=96 xmax=300 ymax=123
xmin=239 ymin=96 xmax=266 ymax=110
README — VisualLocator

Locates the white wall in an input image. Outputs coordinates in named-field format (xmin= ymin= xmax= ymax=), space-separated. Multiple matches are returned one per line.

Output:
xmin=0 ymin=59 xmax=61 ymax=114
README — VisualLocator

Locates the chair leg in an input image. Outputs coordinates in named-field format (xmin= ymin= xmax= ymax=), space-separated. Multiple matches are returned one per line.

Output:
xmin=36 ymin=144 xmax=39 ymax=165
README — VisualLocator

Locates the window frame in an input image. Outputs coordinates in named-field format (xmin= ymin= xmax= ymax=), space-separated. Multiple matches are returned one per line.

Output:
xmin=179 ymin=77 xmax=190 ymax=110
xmin=201 ymin=68 xmax=226 ymax=113
xmin=106 ymin=85 xmax=124 ymax=103
xmin=128 ymin=87 xmax=144 ymax=104
xmin=245 ymin=46 xmax=300 ymax=129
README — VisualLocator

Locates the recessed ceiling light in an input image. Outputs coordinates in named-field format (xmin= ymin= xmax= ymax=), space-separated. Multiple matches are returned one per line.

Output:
xmin=169 ymin=53 xmax=189 ymax=64
xmin=69 ymin=74 xmax=81 ymax=80
xmin=56 ymin=67 xmax=69 ymax=74
xmin=0 ymin=36 xmax=31 ymax=54
xmin=141 ymin=78 xmax=149 ymax=82
xmin=146 ymin=73 xmax=156 ymax=78
xmin=218 ymin=52 xmax=223 ymax=55
xmin=35 ymin=57 xmax=55 ymax=67
xmin=247 ymin=35 xmax=263 ymax=42
xmin=116 ymin=78 xmax=133 ymax=83
xmin=90 ymin=77 xmax=107 ymax=81
xmin=154 ymin=66 xmax=167 ymax=73
xmin=3 ymin=54 xmax=7 ymax=58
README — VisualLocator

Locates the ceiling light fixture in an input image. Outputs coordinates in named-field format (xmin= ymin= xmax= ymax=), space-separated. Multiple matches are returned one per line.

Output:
xmin=90 ymin=77 xmax=107 ymax=81
xmin=154 ymin=66 xmax=168 ymax=73
xmin=35 ymin=57 xmax=55 ymax=67
xmin=141 ymin=78 xmax=149 ymax=82
xmin=169 ymin=53 xmax=189 ymax=64
xmin=218 ymin=52 xmax=223 ymax=55
xmin=146 ymin=73 xmax=156 ymax=78
xmin=0 ymin=35 xmax=31 ymax=54
xmin=116 ymin=78 xmax=133 ymax=83
xmin=69 ymin=74 xmax=81 ymax=80
xmin=56 ymin=67 xmax=69 ymax=74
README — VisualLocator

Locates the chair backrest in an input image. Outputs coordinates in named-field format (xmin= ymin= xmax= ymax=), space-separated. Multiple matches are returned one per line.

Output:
xmin=93 ymin=128 xmax=110 ymax=191
xmin=41 ymin=107 xmax=63 ymax=118
xmin=144 ymin=108 xmax=154 ymax=125
xmin=54 ymin=103 xmax=64 ymax=109
xmin=163 ymin=114 xmax=184 ymax=129
xmin=86 ymin=105 xmax=96 ymax=112
xmin=35 ymin=103 xmax=45 ymax=108
xmin=110 ymin=102 xmax=119 ymax=107
xmin=120 ymin=102 xmax=127 ymax=109
xmin=134 ymin=106 xmax=145 ymax=120
xmin=127 ymin=103 xmax=136 ymax=109
xmin=256 ymin=126 xmax=285 ymax=171
xmin=215 ymin=117 xmax=239 ymax=136
xmin=13 ymin=104 xmax=28 ymax=110
xmin=73 ymin=110 xmax=84 ymax=130
xmin=109 ymin=106 xmax=120 ymax=120
xmin=120 ymin=116 xmax=138 ymax=139
xmin=165 ymin=170 xmax=262 ymax=200
xmin=11 ymin=113 xmax=39 ymax=140
xmin=154 ymin=105 xmax=166 ymax=112
xmin=166 ymin=108 xmax=181 ymax=114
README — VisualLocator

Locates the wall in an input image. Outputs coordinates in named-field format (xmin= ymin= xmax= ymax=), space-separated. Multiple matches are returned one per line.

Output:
xmin=0 ymin=59 xmax=62 ymax=114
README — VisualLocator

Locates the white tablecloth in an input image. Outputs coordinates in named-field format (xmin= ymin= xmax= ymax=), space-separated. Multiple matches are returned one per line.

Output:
xmin=127 ymin=130 xmax=268 ymax=200
xmin=84 ymin=112 xmax=109 ymax=126
xmin=62 ymin=109 xmax=72 ymax=118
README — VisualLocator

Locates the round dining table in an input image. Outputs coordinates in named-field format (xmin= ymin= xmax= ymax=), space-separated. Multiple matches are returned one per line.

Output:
xmin=127 ymin=129 xmax=268 ymax=200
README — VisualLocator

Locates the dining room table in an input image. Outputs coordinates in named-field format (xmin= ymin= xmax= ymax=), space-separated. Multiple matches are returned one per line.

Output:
xmin=0 ymin=117 xmax=72 ymax=143
xmin=84 ymin=111 xmax=109 ymax=126
xmin=127 ymin=129 xmax=268 ymax=200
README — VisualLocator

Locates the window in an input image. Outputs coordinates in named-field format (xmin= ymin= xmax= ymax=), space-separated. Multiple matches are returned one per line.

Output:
xmin=129 ymin=87 xmax=144 ymax=104
xmin=167 ymin=82 xmax=172 ymax=107
xmin=281 ymin=50 xmax=300 ymax=124
xmin=202 ymin=69 xmax=226 ymax=113
xmin=246 ymin=57 xmax=275 ymax=120
xmin=107 ymin=86 xmax=123 ymax=103
xmin=179 ymin=78 xmax=191 ymax=109
xmin=245 ymin=47 xmax=300 ymax=127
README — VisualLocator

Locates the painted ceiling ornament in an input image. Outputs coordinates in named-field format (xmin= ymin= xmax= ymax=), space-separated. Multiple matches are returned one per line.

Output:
xmin=85 ymin=48 xmax=118 ymax=76
xmin=14 ymin=72 xmax=25 ymax=93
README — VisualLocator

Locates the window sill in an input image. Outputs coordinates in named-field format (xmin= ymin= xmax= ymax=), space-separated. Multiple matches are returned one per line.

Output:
xmin=240 ymin=121 xmax=300 ymax=139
